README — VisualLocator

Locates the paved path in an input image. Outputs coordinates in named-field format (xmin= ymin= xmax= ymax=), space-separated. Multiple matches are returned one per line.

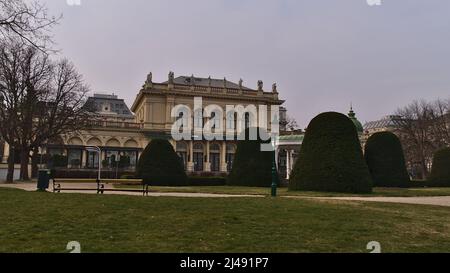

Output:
xmin=2 ymin=183 xmax=450 ymax=206
xmin=0 ymin=183 xmax=263 ymax=198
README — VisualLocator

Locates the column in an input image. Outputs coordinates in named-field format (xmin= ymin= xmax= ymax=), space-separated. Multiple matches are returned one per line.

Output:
xmin=286 ymin=150 xmax=291 ymax=180
xmin=81 ymin=150 xmax=87 ymax=168
xmin=187 ymin=141 xmax=194 ymax=172
xmin=289 ymin=150 xmax=294 ymax=172
xmin=220 ymin=142 xmax=227 ymax=172
xmin=204 ymin=141 xmax=211 ymax=172
xmin=2 ymin=142 xmax=9 ymax=163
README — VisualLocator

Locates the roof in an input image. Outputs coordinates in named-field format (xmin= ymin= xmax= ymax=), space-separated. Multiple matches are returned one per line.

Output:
xmin=163 ymin=76 xmax=255 ymax=91
xmin=348 ymin=107 xmax=363 ymax=133
xmin=277 ymin=134 xmax=304 ymax=144
xmin=364 ymin=115 xmax=404 ymax=130
xmin=85 ymin=94 xmax=134 ymax=119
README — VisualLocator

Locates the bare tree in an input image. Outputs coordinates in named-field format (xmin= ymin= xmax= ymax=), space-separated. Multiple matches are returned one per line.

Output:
xmin=285 ymin=116 xmax=300 ymax=132
xmin=0 ymin=40 xmax=28 ymax=182
xmin=395 ymin=99 xmax=450 ymax=179
xmin=27 ymin=59 xmax=92 ymax=178
xmin=0 ymin=40 xmax=91 ymax=181
xmin=0 ymin=0 xmax=60 ymax=52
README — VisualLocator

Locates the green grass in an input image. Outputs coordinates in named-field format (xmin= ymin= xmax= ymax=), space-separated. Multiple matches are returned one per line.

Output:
xmin=1 ymin=188 xmax=450 ymax=253
xmin=114 ymin=184 xmax=450 ymax=197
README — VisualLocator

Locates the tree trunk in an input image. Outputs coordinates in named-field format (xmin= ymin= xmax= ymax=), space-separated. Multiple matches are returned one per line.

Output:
xmin=6 ymin=146 xmax=15 ymax=183
xmin=420 ymin=160 xmax=429 ymax=180
xmin=19 ymin=149 xmax=30 ymax=181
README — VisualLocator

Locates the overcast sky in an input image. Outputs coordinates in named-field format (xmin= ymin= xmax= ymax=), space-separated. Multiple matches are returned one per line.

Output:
xmin=41 ymin=0 xmax=450 ymax=128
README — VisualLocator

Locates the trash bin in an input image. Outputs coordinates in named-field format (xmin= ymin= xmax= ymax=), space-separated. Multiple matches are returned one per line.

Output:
xmin=37 ymin=169 xmax=51 ymax=191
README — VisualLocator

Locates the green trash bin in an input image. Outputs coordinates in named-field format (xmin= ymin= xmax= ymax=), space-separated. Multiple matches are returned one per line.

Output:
xmin=37 ymin=169 xmax=51 ymax=191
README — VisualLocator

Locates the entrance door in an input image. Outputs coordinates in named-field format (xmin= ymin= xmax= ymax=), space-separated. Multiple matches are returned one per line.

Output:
xmin=193 ymin=152 xmax=204 ymax=172
xmin=87 ymin=151 xmax=99 ymax=169
xmin=210 ymin=153 xmax=220 ymax=172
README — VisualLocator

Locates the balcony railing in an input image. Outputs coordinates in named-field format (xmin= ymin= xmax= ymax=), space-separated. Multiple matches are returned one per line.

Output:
xmin=87 ymin=121 xmax=141 ymax=130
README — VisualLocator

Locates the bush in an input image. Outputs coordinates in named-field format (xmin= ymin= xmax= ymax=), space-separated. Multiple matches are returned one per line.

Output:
xmin=227 ymin=127 xmax=276 ymax=187
xmin=52 ymin=169 xmax=135 ymax=179
xmin=428 ymin=147 xmax=450 ymax=187
xmin=187 ymin=176 xmax=227 ymax=186
xmin=136 ymin=139 xmax=187 ymax=186
xmin=289 ymin=112 xmax=372 ymax=193
xmin=364 ymin=132 xmax=410 ymax=187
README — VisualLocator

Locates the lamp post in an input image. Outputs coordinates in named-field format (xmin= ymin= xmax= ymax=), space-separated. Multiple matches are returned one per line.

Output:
xmin=271 ymin=138 xmax=278 ymax=197
xmin=115 ymin=154 xmax=120 ymax=179
xmin=86 ymin=146 xmax=101 ymax=182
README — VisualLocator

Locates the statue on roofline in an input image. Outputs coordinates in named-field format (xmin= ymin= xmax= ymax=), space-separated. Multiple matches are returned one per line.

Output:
xmin=146 ymin=72 xmax=152 ymax=84
xmin=257 ymin=80 xmax=263 ymax=91
xmin=168 ymin=71 xmax=174 ymax=84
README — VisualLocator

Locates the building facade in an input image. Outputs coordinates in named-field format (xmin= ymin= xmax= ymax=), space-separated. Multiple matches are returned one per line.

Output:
xmin=0 ymin=72 xmax=285 ymax=179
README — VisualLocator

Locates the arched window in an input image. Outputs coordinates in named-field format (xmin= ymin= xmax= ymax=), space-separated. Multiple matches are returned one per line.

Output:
xmin=176 ymin=141 xmax=188 ymax=170
xmin=193 ymin=142 xmax=204 ymax=172
xmin=226 ymin=144 xmax=236 ymax=172
xmin=209 ymin=143 xmax=221 ymax=172
xmin=245 ymin=113 xmax=251 ymax=129
xmin=194 ymin=109 xmax=203 ymax=129
xmin=226 ymin=111 xmax=235 ymax=130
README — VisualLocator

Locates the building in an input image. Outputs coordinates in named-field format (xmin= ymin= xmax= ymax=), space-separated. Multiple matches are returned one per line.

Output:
xmin=131 ymin=72 xmax=284 ymax=173
xmin=0 ymin=72 xmax=285 ymax=179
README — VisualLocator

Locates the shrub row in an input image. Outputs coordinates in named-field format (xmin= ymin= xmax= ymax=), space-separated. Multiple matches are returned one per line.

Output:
xmin=52 ymin=169 xmax=135 ymax=179
xmin=187 ymin=176 xmax=227 ymax=186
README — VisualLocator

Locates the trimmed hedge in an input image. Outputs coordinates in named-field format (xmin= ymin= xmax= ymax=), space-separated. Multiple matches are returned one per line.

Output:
xmin=188 ymin=176 xmax=227 ymax=186
xmin=227 ymin=127 xmax=276 ymax=187
xmin=364 ymin=132 xmax=410 ymax=187
xmin=289 ymin=112 xmax=373 ymax=193
xmin=428 ymin=147 xmax=450 ymax=187
xmin=136 ymin=139 xmax=188 ymax=186
xmin=52 ymin=169 xmax=135 ymax=179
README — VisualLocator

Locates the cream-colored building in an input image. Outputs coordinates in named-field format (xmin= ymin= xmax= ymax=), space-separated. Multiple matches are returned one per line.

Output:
xmin=0 ymin=72 xmax=285 ymax=179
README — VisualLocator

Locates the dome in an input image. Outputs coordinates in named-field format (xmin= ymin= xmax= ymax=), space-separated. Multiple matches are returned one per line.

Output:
xmin=348 ymin=107 xmax=364 ymax=134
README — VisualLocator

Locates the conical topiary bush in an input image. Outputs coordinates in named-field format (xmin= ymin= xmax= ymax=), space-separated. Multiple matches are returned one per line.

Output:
xmin=289 ymin=112 xmax=372 ymax=193
xmin=428 ymin=147 xmax=450 ymax=187
xmin=136 ymin=139 xmax=187 ymax=186
xmin=227 ymin=127 xmax=276 ymax=187
xmin=364 ymin=132 xmax=410 ymax=187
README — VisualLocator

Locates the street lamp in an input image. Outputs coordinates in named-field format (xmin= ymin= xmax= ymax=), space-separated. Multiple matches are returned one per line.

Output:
xmin=271 ymin=137 xmax=278 ymax=197
xmin=85 ymin=146 xmax=101 ymax=182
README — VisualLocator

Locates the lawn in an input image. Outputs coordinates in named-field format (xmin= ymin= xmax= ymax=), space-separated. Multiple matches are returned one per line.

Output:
xmin=114 ymin=184 xmax=450 ymax=197
xmin=0 ymin=188 xmax=450 ymax=253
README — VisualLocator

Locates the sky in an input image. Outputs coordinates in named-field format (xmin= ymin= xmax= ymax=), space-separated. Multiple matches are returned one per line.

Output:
xmin=41 ymin=0 xmax=450 ymax=128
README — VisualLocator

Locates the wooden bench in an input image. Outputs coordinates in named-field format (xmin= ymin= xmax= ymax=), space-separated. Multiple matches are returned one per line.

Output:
xmin=52 ymin=178 xmax=148 ymax=196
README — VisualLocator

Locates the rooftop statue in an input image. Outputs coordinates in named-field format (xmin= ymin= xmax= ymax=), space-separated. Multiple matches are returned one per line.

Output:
xmin=168 ymin=71 xmax=174 ymax=83
xmin=272 ymin=83 xmax=277 ymax=93
xmin=257 ymin=80 xmax=263 ymax=91
xmin=146 ymin=72 xmax=152 ymax=84
xmin=239 ymin=78 xmax=243 ymax=89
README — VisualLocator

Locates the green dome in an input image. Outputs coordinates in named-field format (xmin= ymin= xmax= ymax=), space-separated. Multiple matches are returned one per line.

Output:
xmin=348 ymin=107 xmax=363 ymax=134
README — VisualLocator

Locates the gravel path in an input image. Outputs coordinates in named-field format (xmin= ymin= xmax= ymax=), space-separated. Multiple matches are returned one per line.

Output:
xmin=0 ymin=183 xmax=263 ymax=198
xmin=2 ymin=183 xmax=450 ymax=206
